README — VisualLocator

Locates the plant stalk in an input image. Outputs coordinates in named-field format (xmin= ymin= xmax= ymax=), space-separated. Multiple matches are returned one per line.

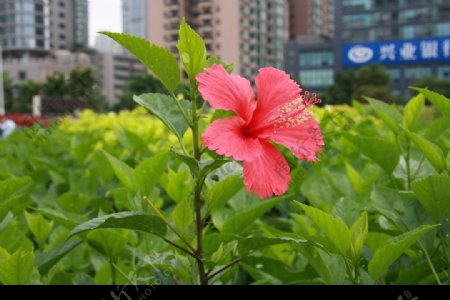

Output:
xmin=190 ymin=82 xmax=208 ymax=285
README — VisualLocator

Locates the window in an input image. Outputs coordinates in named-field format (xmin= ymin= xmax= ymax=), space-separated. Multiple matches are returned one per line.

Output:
xmin=19 ymin=71 xmax=27 ymax=80
xmin=436 ymin=22 xmax=450 ymax=37
xmin=438 ymin=66 xmax=450 ymax=78
xmin=299 ymin=69 xmax=334 ymax=87
xmin=299 ymin=51 xmax=333 ymax=67
xmin=342 ymin=0 xmax=373 ymax=10
xmin=342 ymin=14 xmax=373 ymax=28
xmin=404 ymin=67 xmax=431 ymax=80
xmin=387 ymin=68 xmax=400 ymax=82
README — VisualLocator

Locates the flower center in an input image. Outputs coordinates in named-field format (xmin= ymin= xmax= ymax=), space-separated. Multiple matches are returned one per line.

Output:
xmin=271 ymin=91 xmax=321 ymax=132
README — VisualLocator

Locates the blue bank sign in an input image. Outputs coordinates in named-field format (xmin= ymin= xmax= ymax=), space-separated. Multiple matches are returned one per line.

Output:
xmin=343 ymin=37 xmax=450 ymax=66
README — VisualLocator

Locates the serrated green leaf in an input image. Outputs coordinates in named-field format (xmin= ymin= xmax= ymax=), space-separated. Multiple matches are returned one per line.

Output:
xmin=345 ymin=134 xmax=400 ymax=174
xmin=172 ymin=199 xmax=193 ymax=235
xmin=199 ymin=159 xmax=230 ymax=182
xmin=0 ymin=249 xmax=35 ymax=284
xmin=102 ymin=151 xmax=136 ymax=190
xmin=134 ymin=152 xmax=168 ymax=197
xmin=0 ymin=177 xmax=33 ymax=219
xmin=87 ymin=230 xmax=128 ymax=261
xmin=206 ymin=56 xmax=234 ymax=73
xmin=447 ymin=151 xmax=450 ymax=172
xmin=411 ymin=175 xmax=450 ymax=223
xmin=177 ymin=18 xmax=207 ymax=81
xmin=36 ymin=238 xmax=83 ymax=275
xmin=68 ymin=212 xmax=167 ymax=239
xmin=100 ymin=32 xmax=180 ymax=92
xmin=237 ymin=236 xmax=306 ymax=257
xmin=207 ymin=175 xmax=244 ymax=210
xmin=170 ymin=149 xmax=199 ymax=176
xmin=293 ymin=202 xmax=352 ymax=258
xmin=368 ymin=224 xmax=439 ymax=280
xmin=211 ymin=243 xmax=224 ymax=264
xmin=403 ymin=94 xmax=425 ymax=130
xmin=350 ymin=211 xmax=368 ymax=260
xmin=25 ymin=212 xmax=53 ymax=247
xmin=366 ymin=97 xmax=403 ymax=132
xmin=35 ymin=207 xmax=86 ymax=229
xmin=0 ymin=177 xmax=33 ymax=202
xmin=406 ymin=131 xmax=445 ymax=172
xmin=221 ymin=197 xmax=287 ymax=234
xmin=160 ymin=169 xmax=193 ymax=204
xmin=412 ymin=87 xmax=450 ymax=119
xmin=134 ymin=93 xmax=190 ymax=140
xmin=345 ymin=163 xmax=365 ymax=195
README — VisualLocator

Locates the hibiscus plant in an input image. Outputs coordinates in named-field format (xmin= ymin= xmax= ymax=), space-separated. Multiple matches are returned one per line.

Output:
xmin=64 ymin=19 xmax=323 ymax=285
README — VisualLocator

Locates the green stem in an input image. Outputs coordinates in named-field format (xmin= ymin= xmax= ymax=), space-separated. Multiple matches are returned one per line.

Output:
xmin=405 ymin=139 xmax=411 ymax=190
xmin=343 ymin=258 xmax=357 ymax=284
xmin=190 ymin=82 xmax=208 ymax=285
xmin=110 ymin=260 xmax=116 ymax=285
xmin=423 ymin=247 xmax=442 ymax=285
xmin=170 ymin=92 xmax=192 ymax=127
xmin=411 ymin=156 xmax=425 ymax=182
xmin=145 ymin=197 xmax=196 ymax=254
xmin=438 ymin=228 xmax=450 ymax=282
xmin=207 ymin=258 xmax=241 ymax=281
xmin=354 ymin=261 xmax=361 ymax=284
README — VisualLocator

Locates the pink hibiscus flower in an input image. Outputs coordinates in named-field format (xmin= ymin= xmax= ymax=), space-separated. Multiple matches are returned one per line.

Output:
xmin=196 ymin=65 xmax=324 ymax=199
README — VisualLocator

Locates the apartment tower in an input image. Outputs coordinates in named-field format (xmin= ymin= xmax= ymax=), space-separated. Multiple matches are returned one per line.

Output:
xmin=0 ymin=0 xmax=89 ymax=56
xmin=288 ymin=0 xmax=334 ymax=40
xmin=148 ymin=0 xmax=289 ymax=78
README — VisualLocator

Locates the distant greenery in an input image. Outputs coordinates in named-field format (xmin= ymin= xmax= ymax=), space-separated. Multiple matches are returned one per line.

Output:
xmin=323 ymin=64 xmax=397 ymax=104
xmin=415 ymin=76 xmax=450 ymax=99
xmin=115 ymin=73 xmax=166 ymax=111
xmin=115 ymin=73 xmax=190 ymax=111
xmin=4 ymin=68 xmax=107 ymax=113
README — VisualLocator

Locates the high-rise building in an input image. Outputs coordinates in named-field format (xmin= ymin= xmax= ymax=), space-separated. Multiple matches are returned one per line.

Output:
xmin=92 ymin=52 xmax=146 ymax=105
xmin=147 ymin=0 xmax=289 ymax=78
xmin=285 ymin=0 xmax=450 ymax=100
xmin=48 ymin=0 xmax=88 ymax=51
xmin=0 ymin=0 xmax=51 ymax=54
xmin=1 ymin=0 xmax=90 ymax=88
xmin=123 ymin=0 xmax=147 ymax=38
xmin=288 ymin=0 xmax=334 ymax=40
xmin=0 ymin=0 xmax=88 ymax=56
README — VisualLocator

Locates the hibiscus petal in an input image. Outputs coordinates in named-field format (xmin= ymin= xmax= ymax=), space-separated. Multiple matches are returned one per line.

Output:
xmin=249 ymin=67 xmax=301 ymax=128
xmin=201 ymin=116 xmax=262 ymax=161
xmin=243 ymin=142 xmax=291 ymax=199
xmin=257 ymin=116 xmax=324 ymax=162
xmin=196 ymin=65 xmax=255 ymax=122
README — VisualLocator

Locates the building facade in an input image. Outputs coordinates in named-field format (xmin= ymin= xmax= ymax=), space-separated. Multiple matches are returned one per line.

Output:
xmin=148 ymin=0 xmax=289 ymax=78
xmin=122 ymin=0 xmax=147 ymax=38
xmin=285 ymin=0 xmax=450 ymax=101
xmin=288 ymin=0 xmax=333 ymax=40
xmin=92 ymin=52 xmax=146 ymax=105
xmin=0 ymin=0 xmax=88 ymax=56
xmin=0 ymin=0 xmax=90 ymax=86
xmin=4 ymin=50 xmax=91 ymax=84
xmin=0 ymin=0 xmax=51 ymax=54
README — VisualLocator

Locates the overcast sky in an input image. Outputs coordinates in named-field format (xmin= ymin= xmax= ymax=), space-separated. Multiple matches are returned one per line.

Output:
xmin=88 ymin=0 xmax=122 ymax=46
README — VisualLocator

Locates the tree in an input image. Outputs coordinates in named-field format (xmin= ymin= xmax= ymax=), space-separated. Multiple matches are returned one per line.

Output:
xmin=67 ymin=68 xmax=107 ymax=111
xmin=324 ymin=64 xmax=395 ymax=104
xmin=3 ymin=72 xmax=14 ymax=112
xmin=14 ymin=80 xmax=42 ymax=113
xmin=115 ymin=73 xmax=166 ymax=111
xmin=41 ymin=74 xmax=67 ymax=98
xmin=323 ymin=69 xmax=357 ymax=104
xmin=415 ymin=76 xmax=450 ymax=98
xmin=41 ymin=68 xmax=107 ymax=112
